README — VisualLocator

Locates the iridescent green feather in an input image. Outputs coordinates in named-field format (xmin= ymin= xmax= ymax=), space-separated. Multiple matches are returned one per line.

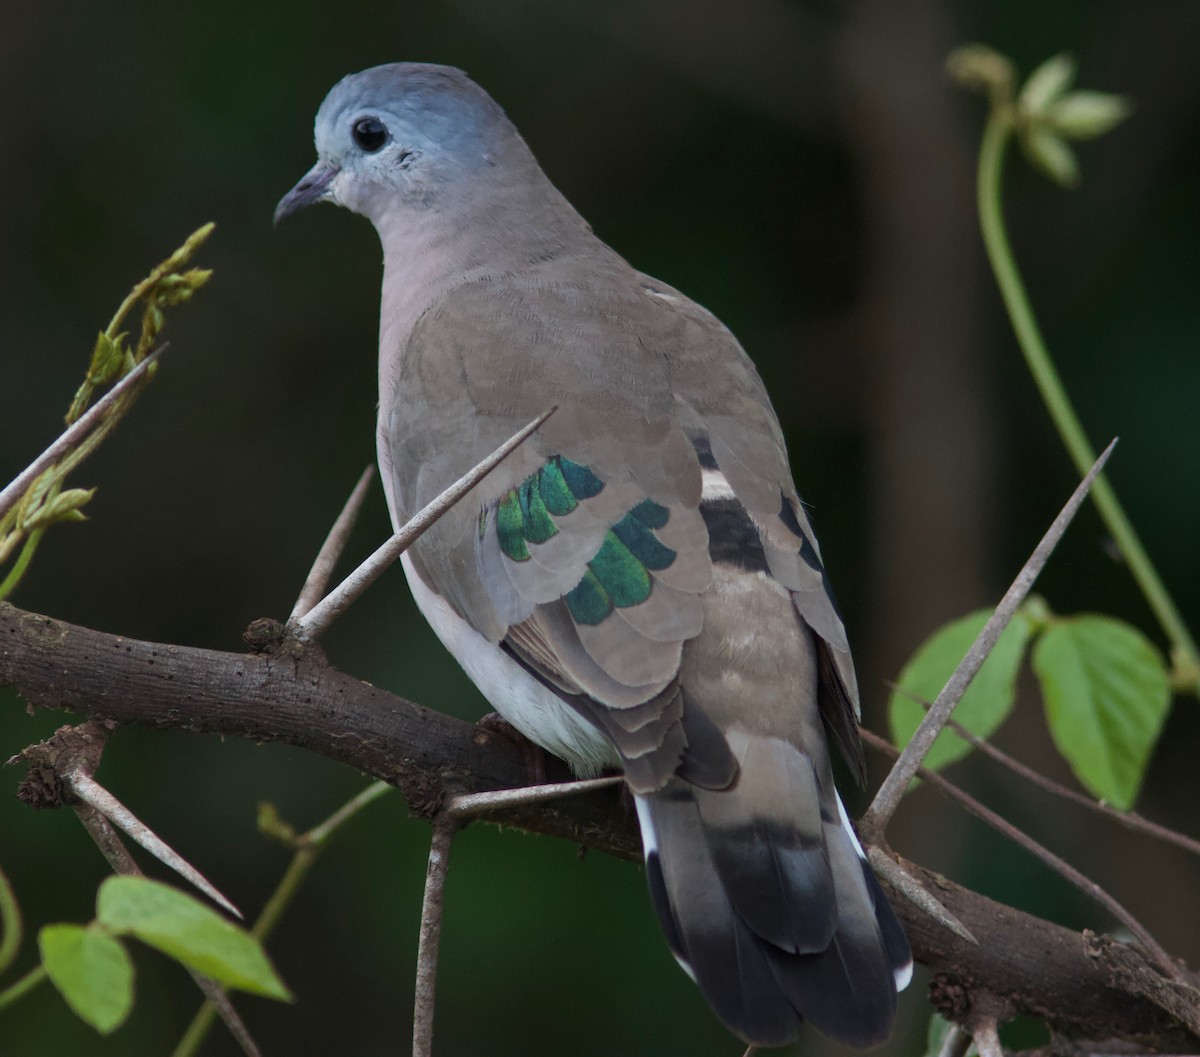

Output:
xmin=558 ymin=456 xmax=604 ymax=500
xmin=537 ymin=459 xmax=578 ymax=516
xmin=612 ymin=511 xmax=676 ymax=571
xmin=496 ymin=456 xmax=680 ymax=626
xmin=588 ymin=530 xmax=652 ymax=608
xmin=518 ymin=476 xmax=558 ymax=544
xmin=629 ymin=497 xmax=669 ymax=530
xmin=496 ymin=491 xmax=529 ymax=561
xmin=566 ymin=568 xmax=612 ymax=625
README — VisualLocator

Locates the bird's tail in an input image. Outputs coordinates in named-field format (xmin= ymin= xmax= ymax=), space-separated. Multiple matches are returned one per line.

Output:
xmin=634 ymin=738 xmax=912 ymax=1049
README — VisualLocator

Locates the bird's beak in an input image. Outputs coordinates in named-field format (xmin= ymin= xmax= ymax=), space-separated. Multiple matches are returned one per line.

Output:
xmin=274 ymin=161 xmax=340 ymax=225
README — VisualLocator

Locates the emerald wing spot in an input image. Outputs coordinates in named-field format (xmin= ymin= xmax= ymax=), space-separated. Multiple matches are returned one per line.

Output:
xmin=586 ymin=530 xmax=653 ymax=608
xmin=495 ymin=457 xmax=680 ymax=626
xmin=630 ymin=497 xmax=669 ymax=530
xmin=496 ymin=491 xmax=529 ymax=561
xmin=518 ymin=475 xmax=558 ymax=544
xmin=558 ymin=456 xmax=605 ymax=500
xmin=566 ymin=569 xmax=612 ymax=625
xmin=538 ymin=459 xmax=578 ymax=516
xmin=613 ymin=509 xmax=676 ymax=571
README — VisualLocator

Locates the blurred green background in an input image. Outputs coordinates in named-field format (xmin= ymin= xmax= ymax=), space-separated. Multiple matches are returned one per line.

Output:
xmin=2 ymin=1 xmax=1199 ymax=1055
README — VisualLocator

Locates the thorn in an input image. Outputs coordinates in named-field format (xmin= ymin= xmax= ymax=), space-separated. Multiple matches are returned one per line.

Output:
xmin=445 ymin=776 xmax=623 ymax=820
xmin=65 ymin=770 xmax=242 ymax=919
xmin=866 ymin=846 xmax=978 ymax=945
xmin=291 ymin=406 xmax=556 ymax=644
xmin=289 ymin=464 xmax=376 ymax=622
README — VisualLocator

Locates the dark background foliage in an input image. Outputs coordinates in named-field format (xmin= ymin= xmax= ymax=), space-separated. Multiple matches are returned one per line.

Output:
xmin=2 ymin=2 xmax=1198 ymax=1054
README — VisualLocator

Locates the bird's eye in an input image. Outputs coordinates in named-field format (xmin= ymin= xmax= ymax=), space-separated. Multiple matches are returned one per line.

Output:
xmin=352 ymin=117 xmax=388 ymax=152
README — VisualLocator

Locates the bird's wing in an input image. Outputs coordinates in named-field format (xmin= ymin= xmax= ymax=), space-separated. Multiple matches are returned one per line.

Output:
xmin=384 ymin=262 xmax=861 ymax=786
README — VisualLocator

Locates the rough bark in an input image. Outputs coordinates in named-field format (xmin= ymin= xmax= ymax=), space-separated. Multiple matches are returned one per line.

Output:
xmin=2 ymin=600 xmax=1198 ymax=1051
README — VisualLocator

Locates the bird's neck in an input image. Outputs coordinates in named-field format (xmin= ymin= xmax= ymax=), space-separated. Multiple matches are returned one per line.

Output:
xmin=375 ymin=184 xmax=597 ymax=385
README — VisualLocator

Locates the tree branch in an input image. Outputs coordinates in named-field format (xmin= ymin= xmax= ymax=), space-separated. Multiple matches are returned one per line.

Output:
xmin=2 ymin=602 xmax=637 ymax=860
xmin=2 ymin=600 xmax=1199 ymax=1050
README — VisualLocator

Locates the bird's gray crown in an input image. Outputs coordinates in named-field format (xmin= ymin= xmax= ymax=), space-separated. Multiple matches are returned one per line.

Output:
xmin=315 ymin=63 xmax=506 ymax=165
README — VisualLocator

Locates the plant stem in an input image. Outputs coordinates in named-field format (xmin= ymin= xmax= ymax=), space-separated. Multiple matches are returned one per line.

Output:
xmin=170 ymin=781 xmax=391 ymax=1057
xmin=0 ymin=865 xmax=21 ymax=975
xmin=0 ymin=529 xmax=45 ymax=603
xmin=0 ymin=965 xmax=46 ymax=1010
xmin=976 ymin=108 xmax=1200 ymax=694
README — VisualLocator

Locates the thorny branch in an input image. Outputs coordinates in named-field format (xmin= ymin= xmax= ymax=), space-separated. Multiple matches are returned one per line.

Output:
xmin=863 ymin=439 xmax=1115 ymax=835
xmin=860 ymin=728 xmax=1181 ymax=981
xmin=3 ymin=601 xmax=1200 ymax=1050
xmin=887 ymin=683 xmax=1200 ymax=860
xmin=18 ymin=720 xmax=261 ymax=1057
xmin=74 ymin=804 xmax=262 ymax=1057
xmin=409 ymin=776 xmax=624 ymax=1055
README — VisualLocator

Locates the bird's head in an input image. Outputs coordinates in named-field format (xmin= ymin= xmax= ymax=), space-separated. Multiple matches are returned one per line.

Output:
xmin=274 ymin=62 xmax=516 ymax=229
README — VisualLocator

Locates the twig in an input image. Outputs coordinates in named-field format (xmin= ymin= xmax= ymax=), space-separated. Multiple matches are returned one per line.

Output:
xmin=445 ymin=776 xmax=622 ymax=819
xmin=938 ymin=1023 xmax=975 ymax=1057
xmin=74 ymin=804 xmax=262 ymax=1057
xmin=292 ymin=407 xmax=556 ymax=643
xmin=289 ymin=465 xmax=377 ymax=622
xmin=409 ymin=777 xmax=619 ymax=1055
xmin=0 ymin=344 xmax=168 ymax=526
xmin=863 ymin=440 xmax=1115 ymax=834
xmin=860 ymin=728 xmax=1181 ymax=980
xmin=65 ymin=770 xmax=241 ymax=918
xmin=413 ymin=815 xmax=459 ymax=1057
xmin=889 ymin=682 xmax=1200 ymax=859
xmin=75 ymin=802 xmax=141 ymax=873
xmin=303 ymin=779 xmax=393 ymax=845
xmin=172 ymin=781 xmax=391 ymax=1057
xmin=971 ymin=1017 xmax=1004 ymax=1057
xmin=866 ymin=845 xmax=976 ymax=944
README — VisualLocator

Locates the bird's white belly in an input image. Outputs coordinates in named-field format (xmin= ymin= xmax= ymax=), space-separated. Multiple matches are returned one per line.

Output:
xmin=399 ymin=552 xmax=618 ymax=774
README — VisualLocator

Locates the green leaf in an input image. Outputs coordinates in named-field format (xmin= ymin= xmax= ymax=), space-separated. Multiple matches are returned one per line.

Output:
xmin=1021 ymin=127 xmax=1080 ymax=187
xmin=26 ymin=488 xmax=96 ymax=530
xmin=889 ymin=608 xmax=1033 ymax=773
xmin=1032 ymin=615 xmax=1170 ymax=809
xmin=88 ymin=331 xmax=128 ymax=385
xmin=39 ymin=924 xmax=133 ymax=1034
xmin=1047 ymin=91 xmax=1132 ymax=140
xmin=1019 ymin=53 xmax=1076 ymax=117
xmin=96 ymin=877 xmax=291 ymax=1000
